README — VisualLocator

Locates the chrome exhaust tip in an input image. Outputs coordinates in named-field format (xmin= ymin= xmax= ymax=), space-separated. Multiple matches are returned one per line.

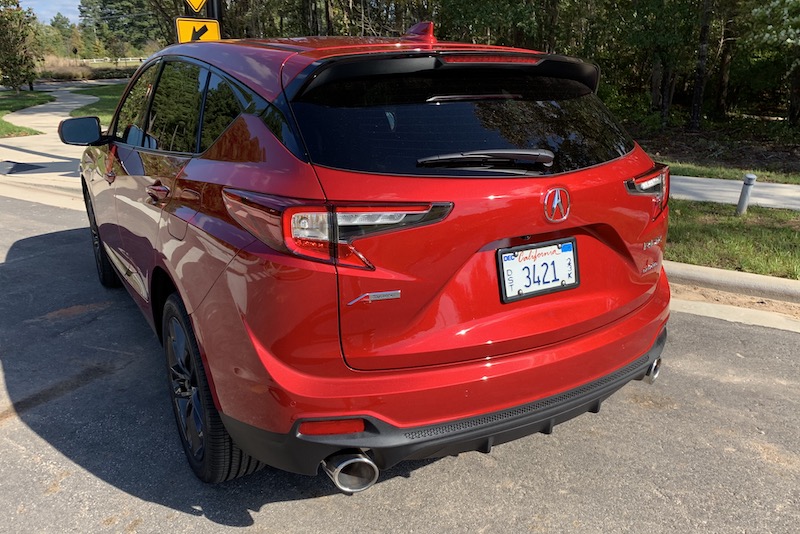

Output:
xmin=321 ymin=451 xmax=380 ymax=493
xmin=644 ymin=357 xmax=662 ymax=384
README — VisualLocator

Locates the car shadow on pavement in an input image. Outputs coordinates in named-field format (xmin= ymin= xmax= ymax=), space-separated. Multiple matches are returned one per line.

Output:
xmin=0 ymin=143 xmax=80 ymax=178
xmin=0 ymin=160 xmax=80 ymax=178
xmin=0 ymin=228 xmax=438 ymax=527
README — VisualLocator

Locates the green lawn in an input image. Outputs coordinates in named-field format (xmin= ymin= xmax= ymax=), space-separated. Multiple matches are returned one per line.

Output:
xmin=661 ymin=159 xmax=800 ymax=186
xmin=69 ymin=83 xmax=126 ymax=127
xmin=666 ymin=199 xmax=800 ymax=280
xmin=0 ymin=92 xmax=56 ymax=137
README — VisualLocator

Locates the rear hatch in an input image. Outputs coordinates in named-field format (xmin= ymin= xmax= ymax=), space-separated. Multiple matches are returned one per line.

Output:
xmin=288 ymin=52 xmax=669 ymax=371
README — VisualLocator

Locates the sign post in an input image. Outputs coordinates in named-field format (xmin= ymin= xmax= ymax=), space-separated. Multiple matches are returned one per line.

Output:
xmin=175 ymin=0 xmax=221 ymax=44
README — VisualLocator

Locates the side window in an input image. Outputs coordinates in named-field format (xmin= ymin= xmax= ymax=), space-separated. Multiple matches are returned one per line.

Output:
xmin=147 ymin=61 xmax=208 ymax=153
xmin=199 ymin=74 xmax=243 ymax=152
xmin=113 ymin=63 xmax=159 ymax=145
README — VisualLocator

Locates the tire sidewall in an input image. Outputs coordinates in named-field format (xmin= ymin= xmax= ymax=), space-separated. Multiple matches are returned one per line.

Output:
xmin=162 ymin=294 xmax=223 ymax=482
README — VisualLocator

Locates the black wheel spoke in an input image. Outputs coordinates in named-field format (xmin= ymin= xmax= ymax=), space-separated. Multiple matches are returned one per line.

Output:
xmin=186 ymin=389 xmax=205 ymax=457
xmin=166 ymin=311 xmax=205 ymax=462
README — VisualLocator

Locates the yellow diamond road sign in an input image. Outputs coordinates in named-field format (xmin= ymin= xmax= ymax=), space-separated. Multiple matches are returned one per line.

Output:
xmin=175 ymin=18 xmax=220 ymax=44
xmin=185 ymin=0 xmax=207 ymax=12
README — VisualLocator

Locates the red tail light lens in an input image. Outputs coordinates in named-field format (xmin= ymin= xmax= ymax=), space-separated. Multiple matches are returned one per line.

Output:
xmin=223 ymin=189 xmax=452 ymax=269
xmin=625 ymin=164 xmax=669 ymax=219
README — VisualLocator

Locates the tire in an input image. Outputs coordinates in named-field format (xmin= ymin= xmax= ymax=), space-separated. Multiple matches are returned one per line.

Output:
xmin=82 ymin=183 xmax=121 ymax=288
xmin=162 ymin=293 xmax=264 ymax=482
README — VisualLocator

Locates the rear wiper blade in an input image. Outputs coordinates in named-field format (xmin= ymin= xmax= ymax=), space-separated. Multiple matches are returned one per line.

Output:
xmin=417 ymin=149 xmax=555 ymax=169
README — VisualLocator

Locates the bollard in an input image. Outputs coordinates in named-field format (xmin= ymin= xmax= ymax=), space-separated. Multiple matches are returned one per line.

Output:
xmin=735 ymin=173 xmax=757 ymax=216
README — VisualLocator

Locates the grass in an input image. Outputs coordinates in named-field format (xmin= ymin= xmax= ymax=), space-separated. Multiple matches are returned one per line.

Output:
xmin=660 ymin=159 xmax=800 ymax=186
xmin=37 ymin=55 xmax=138 ymax=82
xmin=0 ymin=91 xmax=56 ymax=137
xmin=69 ymin=84 xmax=126 ymax=127
xmin=666 ymin=199 xmax=800 ymax=280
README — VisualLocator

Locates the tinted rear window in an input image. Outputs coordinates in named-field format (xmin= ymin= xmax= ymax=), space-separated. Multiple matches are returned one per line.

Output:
xmin=291 ymin=66 xmax=634 ymax=176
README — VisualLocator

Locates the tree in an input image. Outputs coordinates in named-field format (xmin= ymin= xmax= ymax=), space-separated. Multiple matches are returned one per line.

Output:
xmin=689 ymin=0 xmax=714 ymax=130
xmin=79 ymin=0 xmax=162 ymax=53
xmin=713 ymin=2 xmax=738 ymax=117
xmin=33 ymin=21 xmax=67 ymax=56
xmin=50 ymin=12 xmax=73 ymax=40
xmin=748 ymin=0 xmax=800 ymax=126
xmin=0 ymin=0 xmax=39 ymax=93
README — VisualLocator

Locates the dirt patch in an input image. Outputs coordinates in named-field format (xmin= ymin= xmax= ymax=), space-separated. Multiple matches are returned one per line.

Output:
xmin=671 ymin=282 xmax=800 ymax=321
xmin=635 ymin=124 xmax=800 ymax=178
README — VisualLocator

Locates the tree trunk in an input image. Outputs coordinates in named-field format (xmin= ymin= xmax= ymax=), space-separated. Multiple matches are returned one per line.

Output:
xmin=715 ymin=16 xmax=735 ymax=118
xmin=660 ymin=64 xmax=675 ymax=128
xmin=651 ymin=56 xmax=663 ymax=112
xmin=543 ymin=0 xmax=559 ymax=53
xmin=689 ymin=0 xmax=712 ymax=130
xmin=325 ymin=0 xmax=334 ymax=36
xmin=789 ymin=67 xmax=800 ymax=127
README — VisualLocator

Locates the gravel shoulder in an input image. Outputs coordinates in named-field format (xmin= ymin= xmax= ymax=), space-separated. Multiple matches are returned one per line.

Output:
xmin=672 ymin=282 xmax=800 ymax=321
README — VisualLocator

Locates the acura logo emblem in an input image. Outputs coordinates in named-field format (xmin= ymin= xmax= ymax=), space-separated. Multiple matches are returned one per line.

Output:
xmin=544 ymin=187 xmax=570 ymax=223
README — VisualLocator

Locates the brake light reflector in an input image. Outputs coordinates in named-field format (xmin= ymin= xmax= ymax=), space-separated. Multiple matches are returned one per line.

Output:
xmin=442 ymin=54 xmax=543 ymax=65
xmin=298 ymin=419 xmax=366 ymax=436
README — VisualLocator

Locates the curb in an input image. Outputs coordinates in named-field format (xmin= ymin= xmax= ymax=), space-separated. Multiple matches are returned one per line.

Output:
xmin=664 ymin=260 xmax=800 ymax=305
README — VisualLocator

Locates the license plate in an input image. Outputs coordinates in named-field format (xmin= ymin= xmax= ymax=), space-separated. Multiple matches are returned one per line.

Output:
xmin=497 ymin=239 xmax=579 ymax=302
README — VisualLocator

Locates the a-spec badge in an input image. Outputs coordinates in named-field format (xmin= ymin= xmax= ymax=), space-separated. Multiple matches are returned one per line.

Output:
xmin=544 ymin=187 xmax=570 ymax=223
xmin=347 ymin=290 xmax=401 ymax=306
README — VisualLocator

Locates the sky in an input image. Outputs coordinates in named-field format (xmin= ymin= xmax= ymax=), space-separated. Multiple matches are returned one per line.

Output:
xmin=19 ymin=0 xmax=81 ymax=25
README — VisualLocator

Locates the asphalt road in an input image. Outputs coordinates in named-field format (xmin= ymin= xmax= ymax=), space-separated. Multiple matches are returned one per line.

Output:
xmin=1 ymin=195 xmax=798 ymax=533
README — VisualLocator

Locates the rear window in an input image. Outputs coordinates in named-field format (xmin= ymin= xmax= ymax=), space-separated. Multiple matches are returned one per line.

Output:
xmin=291 ymin=65 xmax=634 ymax=176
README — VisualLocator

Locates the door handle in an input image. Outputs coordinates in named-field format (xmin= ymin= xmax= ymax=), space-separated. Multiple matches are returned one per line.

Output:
xmin=146 ymin=184 xmax=170 ymax=203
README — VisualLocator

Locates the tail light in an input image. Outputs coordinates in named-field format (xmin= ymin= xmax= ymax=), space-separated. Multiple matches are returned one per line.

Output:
xmin=223 ymin=189 xmax=452 ymax=269
xmin=625 ymin=164 xmax=669 ymax=220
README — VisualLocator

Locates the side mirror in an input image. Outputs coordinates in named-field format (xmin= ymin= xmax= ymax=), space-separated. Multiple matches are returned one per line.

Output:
xmin=58 ymin=116 xmax=106 ymax=146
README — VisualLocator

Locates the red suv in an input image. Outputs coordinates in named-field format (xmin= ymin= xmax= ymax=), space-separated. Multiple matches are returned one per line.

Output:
xmin=60 ymin=24 xmax=669 ymax=493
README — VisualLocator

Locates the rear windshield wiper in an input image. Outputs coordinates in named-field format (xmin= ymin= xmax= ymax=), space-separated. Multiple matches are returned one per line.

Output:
xmin=417 ymin=149 xmax=555 ymax=173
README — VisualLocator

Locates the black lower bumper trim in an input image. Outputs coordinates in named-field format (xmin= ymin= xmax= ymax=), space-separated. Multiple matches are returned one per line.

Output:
xmin=222 ymin=328 xmax=667 ymax=476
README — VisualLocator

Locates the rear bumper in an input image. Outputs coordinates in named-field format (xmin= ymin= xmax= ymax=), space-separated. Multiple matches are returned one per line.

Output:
xmin=222 ymin=327 xmax=667 ymax=476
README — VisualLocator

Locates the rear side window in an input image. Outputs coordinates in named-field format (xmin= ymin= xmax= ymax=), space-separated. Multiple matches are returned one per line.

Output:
xmin=199 ymin=73 xmax=243 ymax=153
xmin=291 ymin=64 xmax=634 ymax=176
xmin=113 ymin=63 xmax=159 ymax=145
xmin=147 ymin=61 xmax=208 ymax=153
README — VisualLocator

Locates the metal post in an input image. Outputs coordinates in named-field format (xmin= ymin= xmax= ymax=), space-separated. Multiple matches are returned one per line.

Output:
xmin=206 ymin=0 xmax=221 ymax=22
xmin=736 ymin=173 xmax=757 ymax=216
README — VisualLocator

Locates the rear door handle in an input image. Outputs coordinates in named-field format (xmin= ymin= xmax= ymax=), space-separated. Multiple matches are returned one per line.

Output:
xmin=146 ymin=184 xmax=170 ymax=203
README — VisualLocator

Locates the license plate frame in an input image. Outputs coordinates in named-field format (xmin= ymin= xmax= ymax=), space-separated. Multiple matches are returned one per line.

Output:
xmin=497 ymin=238 xmax=580 ymax=303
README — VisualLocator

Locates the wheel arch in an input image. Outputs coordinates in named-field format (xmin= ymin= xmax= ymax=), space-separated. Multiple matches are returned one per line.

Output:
xmin=151 ymin=267 xmax=178 ymax=344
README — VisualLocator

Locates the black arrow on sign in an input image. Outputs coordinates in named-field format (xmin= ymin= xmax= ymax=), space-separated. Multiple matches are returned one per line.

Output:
xmin=191 ymin=25 xmax=209 ymax=41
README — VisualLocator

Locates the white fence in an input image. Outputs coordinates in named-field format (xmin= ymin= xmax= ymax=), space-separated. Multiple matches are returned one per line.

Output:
xmin=79 ymin=57 xmax=148 ymax=65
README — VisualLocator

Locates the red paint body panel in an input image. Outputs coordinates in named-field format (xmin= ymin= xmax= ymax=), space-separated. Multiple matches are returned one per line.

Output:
xmin=193 ymin=262 xmax=668 ymax=432
xmin=317 ymin=145 xmax=666 ymax=370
